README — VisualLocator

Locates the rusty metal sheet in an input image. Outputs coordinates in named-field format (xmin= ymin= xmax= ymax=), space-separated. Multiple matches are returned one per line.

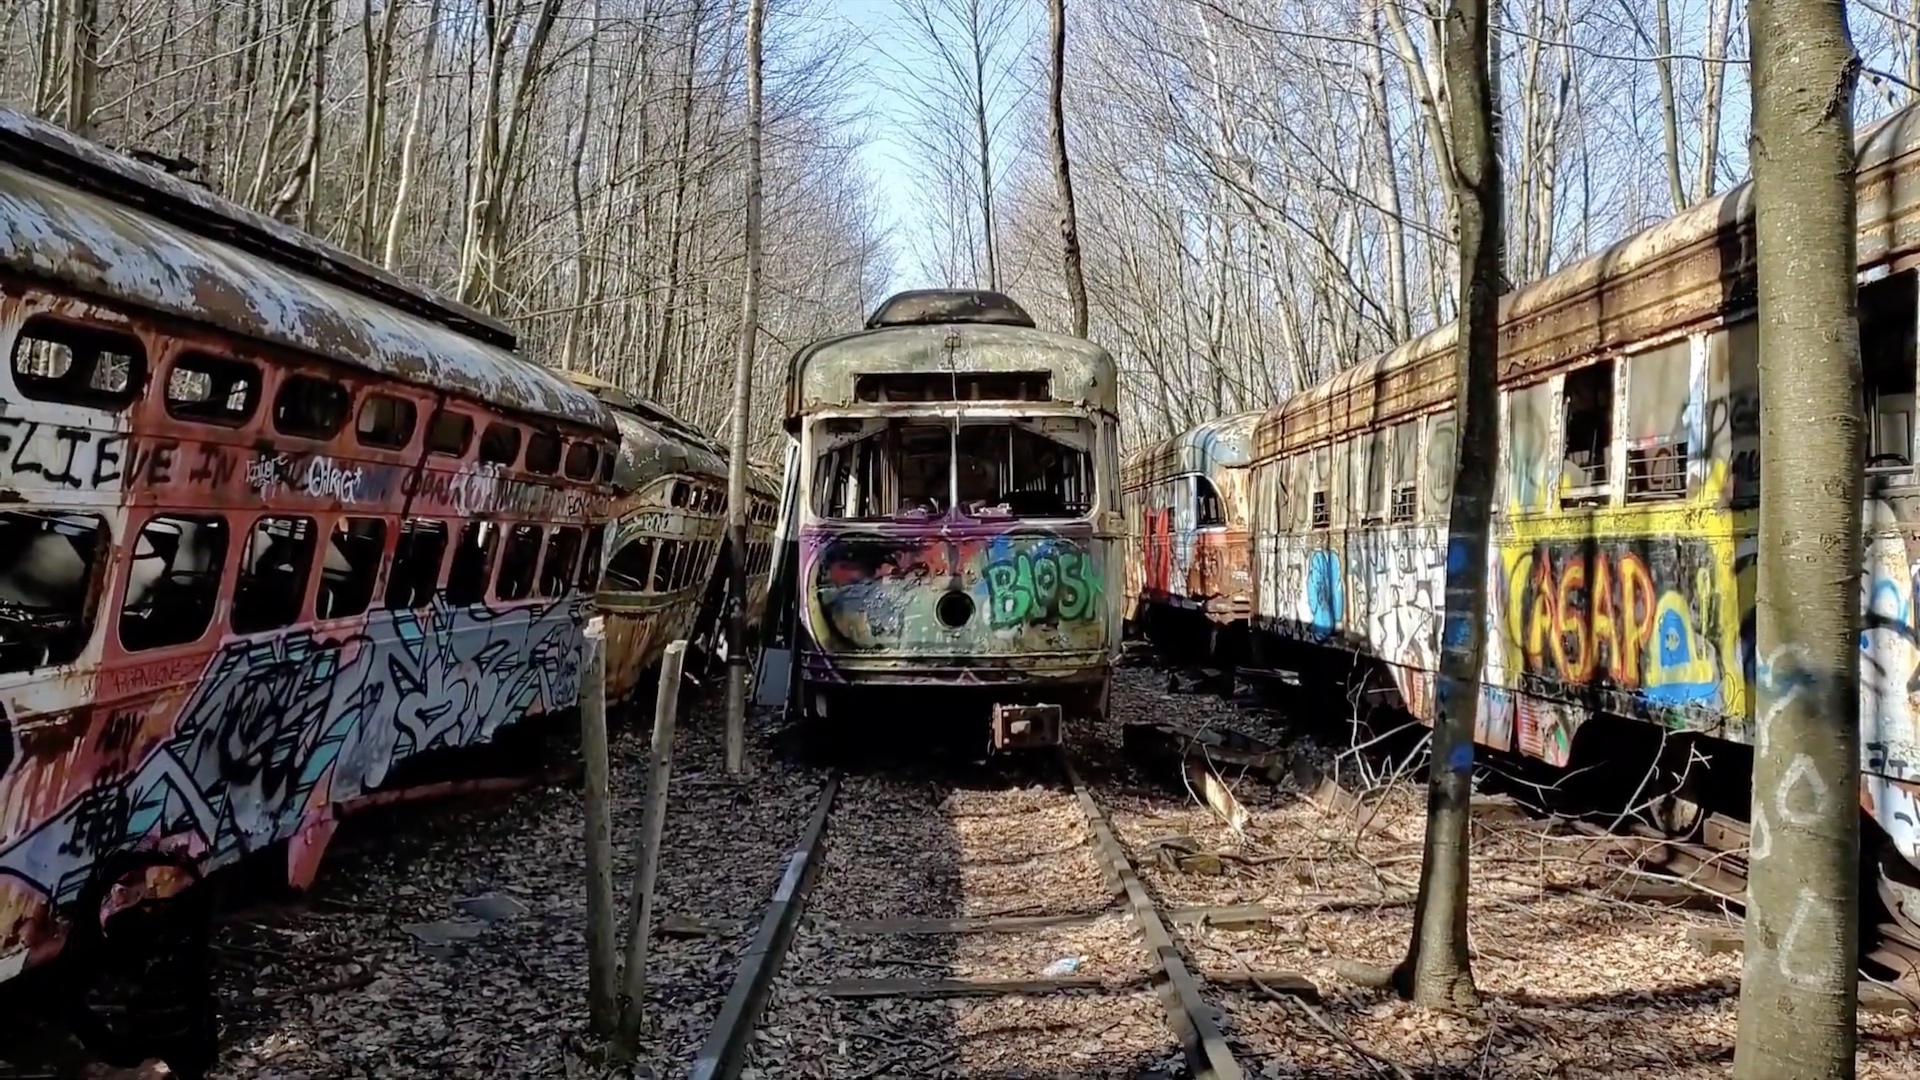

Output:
xmin=785 ymin=323 xmax=1119 ymax=421
xmin=0 ymin=118 xmax=611 ymax=434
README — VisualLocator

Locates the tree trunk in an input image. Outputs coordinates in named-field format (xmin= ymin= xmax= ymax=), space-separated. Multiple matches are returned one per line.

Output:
xmin=1047 ymin=0 xmax=1088 ymax=338
xmin=1393 ymin=0 xmax=1500 ymax=1010
xmin=969 ymin=0 xmax=998 ymax=290
xmin=1734 ymin=0 xmax=1863 ymax=1076
xmin=1653 ymin=0 xmax=1688 ymax=211
xmin=383 ymin=0 xmax=443 ymax=271
xmin=65 ymin=0 xmax=98 ymax=136
xmin=1698 ymin=0 xmax=1734 ymax=199
xmin=723 ymin=0 xmax=766 ymax=772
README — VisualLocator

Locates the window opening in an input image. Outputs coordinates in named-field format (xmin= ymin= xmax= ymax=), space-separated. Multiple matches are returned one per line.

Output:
xmin=318 ymin=517 xmax=386 ymax=619
xmin=651 ymin=539 xmax=683 ymax=592
xmin=426 ymin=410 xmax=474 ymax=457
xmin=1560 ymin=361 xmax=1615 ymax=501
xmin=385 ymin=519 xmax=448 ymax=609
xmin=578 ymin=527 xmax=605 ymax=590
xmin=0 ymin=511 xmax=109 ymax=670
xmin=356 ymin=395 xmax=418 ymax=449
xmin=12 ymin=318 xmax=144 ymax=410
xmin=479 ymin=423 xmax=522 ymax=465
xmin=274 ymin=375 xmax=351 ymax=440
xmin=1389 ymin=421 xmax=1419 ymax=524
xmin=598 ymin=451 xmax=616 ymax=483
xmin=1864 ymin=271 xmax=1919 ymax=485
xmin=1310 ymin=491 xmax=1330 ymax=530
xmin=604 ymin=536 xmax=654 ymax=591
xmin=540 ymin=527 xmax=584 ymax=597
xmin=671 ymin=481 xmax=690 ymax=508
xmin=166 ymin=354 xmax=259 ymax=426
xmin=526 ymin=431 xmax=562 ymax=474
xmin=233 ymin=516 xmax=318 ymax=634
xmin=119 ymin=514 xmax=224 ymax=652
xmin=812 ymin=418 xmax=951 ymax=519
xmin=564 ymin=441 xmax=600 ymax=481
xmin=955 ymin=420 xmax=1093 ymax=518
xmin=1361 ymin=430 xmax=1388 ymax=524
xmin=446 ymin=522 xmax=499 ymax=604
xmin=1195 ymin=476 xmax=1225 ymax=528
xmin=496 ymin=525 xmax=543 ymax=601
xmin=1625 ymin=341 xmax=1693 ymax=501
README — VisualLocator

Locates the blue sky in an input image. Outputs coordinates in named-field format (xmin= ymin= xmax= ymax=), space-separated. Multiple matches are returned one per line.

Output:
xmin=825 ymin=0 xmax=922 ymax=292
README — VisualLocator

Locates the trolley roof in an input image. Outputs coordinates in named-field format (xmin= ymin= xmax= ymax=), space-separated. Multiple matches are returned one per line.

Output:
xmin=1122 ymin=411 xmax=1263 ymax=490
xmin=785 ymin=314 xmax=1119 ymax=425
xmin=0 ymin=108 xmax=612 ymax=433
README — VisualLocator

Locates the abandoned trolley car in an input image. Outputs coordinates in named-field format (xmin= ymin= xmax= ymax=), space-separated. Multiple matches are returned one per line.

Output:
xmin=779 ymin=289 xmax=1123 ymax=750
xmin=1126 ymin=101 xmax=1920 ymax=932
xmin=568 ymin=371 xmax=780 ymax=704
xmin=0 ymin=109 xmax=619 ymax=985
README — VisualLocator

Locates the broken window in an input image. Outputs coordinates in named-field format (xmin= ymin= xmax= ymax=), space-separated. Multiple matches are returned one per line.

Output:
xmin=1389 ymin=421 xmax=1419 ymax=524
xmin=356 ymin=394 xmax=418 ymax=450
xmin=651 ymin=539 xmax=683 ymax=593
xmin=384 ymin=519 xmax=447 ymax=609
xmin=564 ymin=441 xmax=599 ymax=481
xmin=540 ymin=527 xmax=584 ymax=597
xmin=604 ymin=537 xmax=655 ymax=592
xmin=1625 ymin=341 xmax=1693 ymax=501
xmin=495 ymin=524 xmax=543 ymax=601
xmin=598 ymin=451 xmax=616 ymax=484
xmin=1354 ymin=430 xmax=1384 ymax=525
xmin=526 ymin=431 xmax=562 ymax=475
xmin=233 ymin=516 xmax=318 ymax=634
xmin=317 ymin=517 xmax=386 ymax=620
xmin=274 ymin=375 xmax=350 ymax=440
xmin=1195 ymin=477 xmax=1225 ymax=528
xmin=479 ymin=423 xmax=522 ymax=466
xmin=578 ymin=526 xmax=605 ymax=591
xmin=12 ymin=317 xmax=144 ymax=410
xmin=166 ymin=354 xmax=259 ymax=426
xmin=1309 ymin=446 xmax=1331 ymax=530
xmin=118 ymin=514 xmax=224 ymax=653
xmin=1864 ymin=271 xmax=1918 ymax=485
xmin=951 ymin=419 xmax=1096 ymax=518
xmin=811 ymin=418 xmax=952 ymax=519
xmin=426 ymin=410 xmax=474 ymax=457
xmin=446 ymin=522 xmax=499 ymax=605
xmin=1560 ymin=361 xmax=1615 ymax=500
xmin=0 ymin=511 xmax=108 ymax=670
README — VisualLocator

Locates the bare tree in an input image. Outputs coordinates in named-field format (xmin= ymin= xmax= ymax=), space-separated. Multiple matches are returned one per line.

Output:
xmin=1734 ymin=0 xmax=1863 ymax=1074
xmin=724 ymin=0 xmax=766 ymax=770
xmin=1394 ymin=0 xmax=1501 ymax=1008
xmin=1047 ymin=0 xmax=1087 ymax=336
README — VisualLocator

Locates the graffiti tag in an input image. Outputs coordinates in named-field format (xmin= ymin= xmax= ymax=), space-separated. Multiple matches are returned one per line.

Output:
xmin=984 ymin=551 xmax=1103 ymax=627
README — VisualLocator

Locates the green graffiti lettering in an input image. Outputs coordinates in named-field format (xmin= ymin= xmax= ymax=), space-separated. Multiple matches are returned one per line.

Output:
xmin=984 ymin=549 xmax=1103 ymax=627
xmin=986 ymin=562 xmax=1029 ymax=626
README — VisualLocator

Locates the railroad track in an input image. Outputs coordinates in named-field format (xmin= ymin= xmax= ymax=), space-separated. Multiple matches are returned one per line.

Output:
xmin=688 ymin=749 xmax=1318 ymax=1080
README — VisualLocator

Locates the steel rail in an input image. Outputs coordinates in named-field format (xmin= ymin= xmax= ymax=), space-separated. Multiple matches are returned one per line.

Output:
xmin=1062 ymin=752 xmax=1245 ymax=1080
xmin=688 ymin=772 xmax=840 ymax=1080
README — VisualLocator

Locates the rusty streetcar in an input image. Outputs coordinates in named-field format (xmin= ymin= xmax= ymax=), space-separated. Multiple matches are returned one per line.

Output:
xmin=1120 ymin=101 xmax=1920 ymax=950
xmin=0 ymin=109 xmax=770 ymax=1009
xmin=769 ymin=289 xmax=1124 ymax=751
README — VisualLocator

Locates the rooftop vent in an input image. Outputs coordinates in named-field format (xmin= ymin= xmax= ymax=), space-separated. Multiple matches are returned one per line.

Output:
xmin=864 ymin=289 xmax=1036 ymax=330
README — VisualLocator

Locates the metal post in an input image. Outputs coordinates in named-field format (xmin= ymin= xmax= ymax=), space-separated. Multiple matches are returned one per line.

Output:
xmin=613 ymin=640 xmax=686 ymax=1057
xmin=579 ymin=620 xmax=616 ymax=1035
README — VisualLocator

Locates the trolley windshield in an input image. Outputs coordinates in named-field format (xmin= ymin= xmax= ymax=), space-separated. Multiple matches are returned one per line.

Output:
xmin=810 ymin=416 xmax=1095 ymax=522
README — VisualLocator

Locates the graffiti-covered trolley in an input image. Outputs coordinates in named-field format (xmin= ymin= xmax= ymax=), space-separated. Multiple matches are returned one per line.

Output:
xmin=783 ymin=290 xmax=1122 ymax=750
xmin=0 ymin=109 xmax=618 ymax=991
